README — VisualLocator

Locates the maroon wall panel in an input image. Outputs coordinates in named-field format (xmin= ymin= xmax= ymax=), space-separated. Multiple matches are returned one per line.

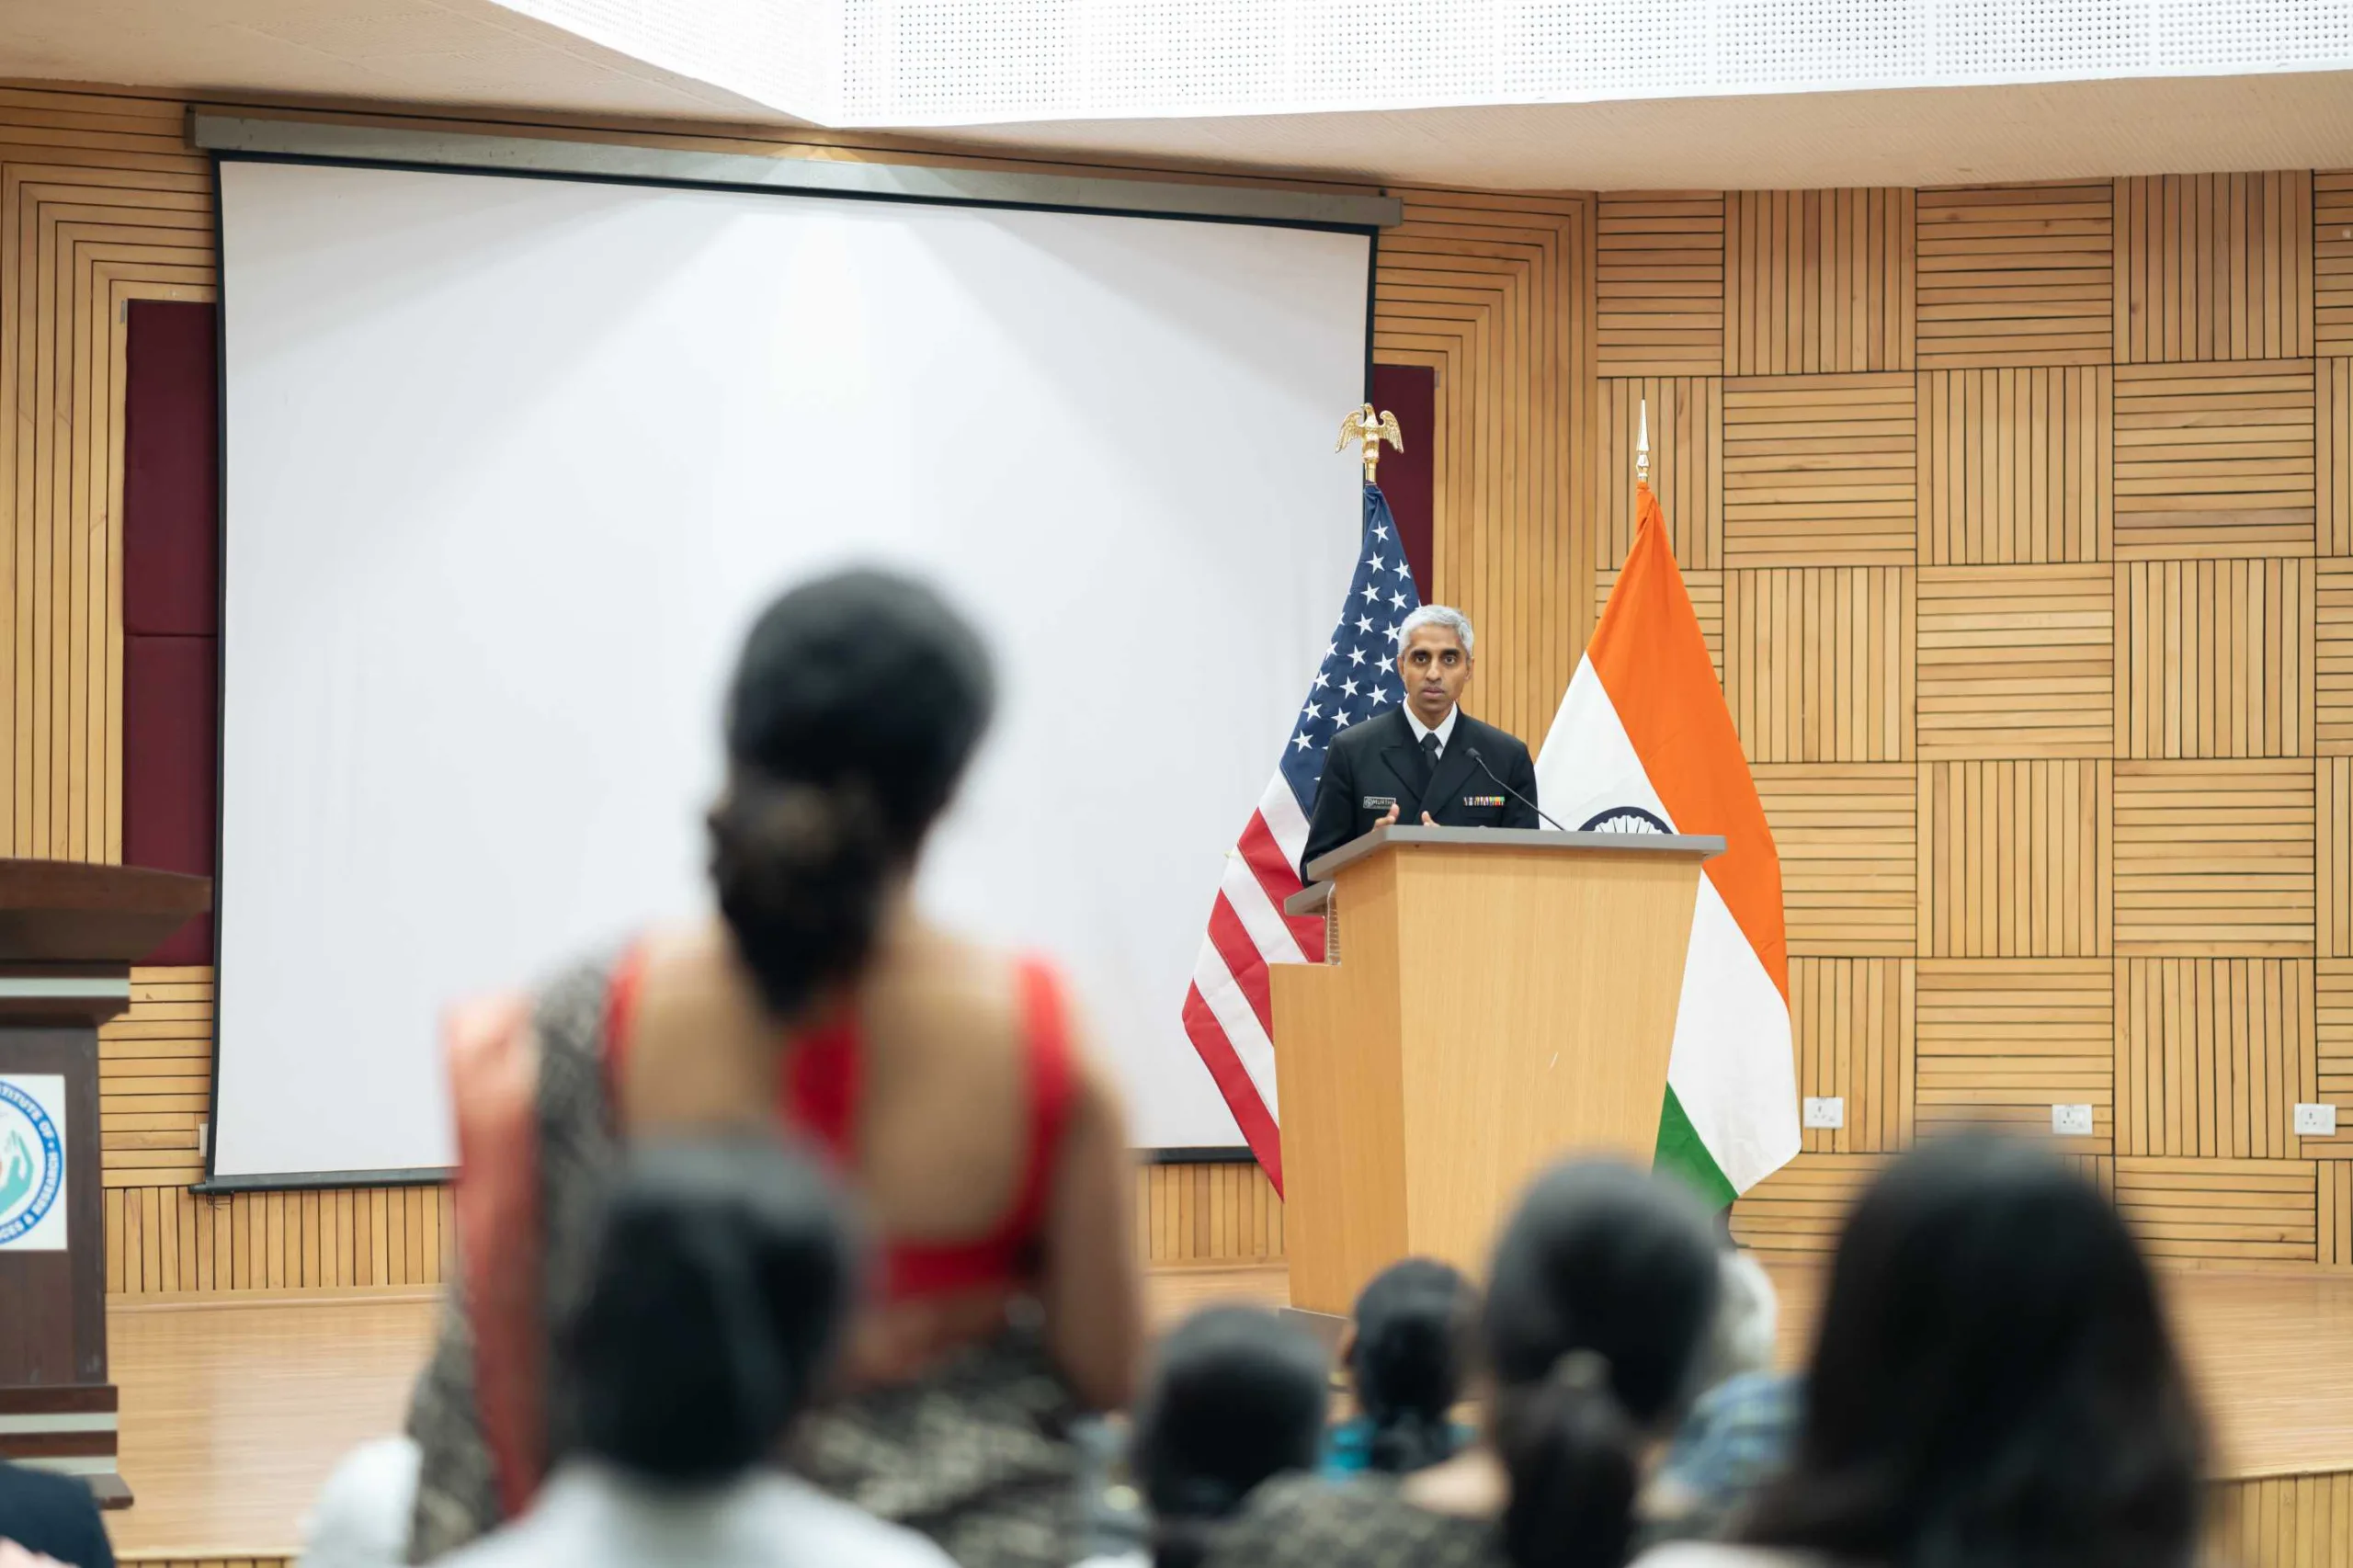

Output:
xmin=120 ymin=301 xmax=220 ymax=964
xmin=1370 ymin=363 xmax=1435 ymax=599
xmin=123 ymin=302 xmax=219 ymax=635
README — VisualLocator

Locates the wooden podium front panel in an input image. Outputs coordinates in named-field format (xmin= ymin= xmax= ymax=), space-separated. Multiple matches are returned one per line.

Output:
xmin=1271 ymin=852 xmax=1409 ymax=1316
xmin=1392 ymin=848 xmax=1700 ymax=1278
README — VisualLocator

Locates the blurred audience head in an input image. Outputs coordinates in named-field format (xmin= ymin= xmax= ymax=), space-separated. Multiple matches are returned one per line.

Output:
xmin=1743 ymin=1135 xmax=2203 ymax=1568
xmin=1483 ymin=1158 xmax=1722 ymax=1568
xmin=709 ymin=566 xmax=995 ymax=1017
xmin=1345 ymin=1256 xmax=1478 ymax=1474
xmin=1131 ymin=1305 xmax=1329 ymax=1568
xmin=555 ymin=1133 xmax=855 ymax=1488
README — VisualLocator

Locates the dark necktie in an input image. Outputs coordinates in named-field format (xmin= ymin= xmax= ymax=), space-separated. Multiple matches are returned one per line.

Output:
xmin=1422 ymin=733 xmax=1442 ymax=768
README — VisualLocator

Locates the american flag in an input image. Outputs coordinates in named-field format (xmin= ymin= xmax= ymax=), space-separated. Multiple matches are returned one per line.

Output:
xmin=1182 ymin=483 xmax=1420 ymax=1191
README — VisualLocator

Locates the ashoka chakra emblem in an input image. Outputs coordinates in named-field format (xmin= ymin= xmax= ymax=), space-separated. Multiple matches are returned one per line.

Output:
xmin=1579 ymin=805 xmax=1671 ymax=835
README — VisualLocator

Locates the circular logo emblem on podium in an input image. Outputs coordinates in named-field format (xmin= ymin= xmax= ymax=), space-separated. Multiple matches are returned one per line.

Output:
xmin=1579 ymin=805 xmax=1672 ymax=835
xmin=0 ymin=1079 xmax=64 ymax=1245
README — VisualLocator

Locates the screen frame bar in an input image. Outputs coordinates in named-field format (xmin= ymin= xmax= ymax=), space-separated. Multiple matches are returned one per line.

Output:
xmin=190 ymin=111 xmax=1403 ymax=233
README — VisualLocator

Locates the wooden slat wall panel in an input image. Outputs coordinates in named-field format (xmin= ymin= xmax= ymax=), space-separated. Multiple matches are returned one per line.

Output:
xmin=108 ymin=1182 xmax=454 ymax=1297
xmin=1596 ymin=568 xmax=1722 ymax=685
xmin=2322 ymin=356 xmax=2352 ymax=557
xmin=1375 ymin=189 xmax=1593 ymax=745
xmin=1727 ymin=1151 xmax=1885 ymax=1254
xmin=2326 ymin=762 xmax=2353 ymax=960
xmin=2117 ymin=558 xmax=2313 ymax=758
xmin=2321 ymin=560 xmax=2353 ymax=749
xmin=1597 ymin=375 xmax=1721 ymax=569
xmin=2212 ymin=1473 xmax=2353 ymax=1568
xmin=2117 ymin=172 xmax=2314 ymax=364
xmin=2116 ymin=960 xmax=2315 ymax=1160
xmin=2321 ymin=173 xmax=2353 ymax=355
xmin=2313 ymin=963 xmax=2353 ymax=1161
xmin=1916 ymin=366 xmax=2110 ymax=564
xmin=1915 ymin=182 xmax=2113 ymax=369
xmin=2112 ymin=359 xmax=2316 ymax=559
xmin=1917 ymin=960 xmax=2115 ymax=1151
xmin=100 ymin=965 xmax=211 ymax=1185
xmin=1723 ymin=568 xmax=1913 ymax=760
xmin=2112 ymin=1155 xmax=2317 ymax=1260
xmin=1724 ymin=188 xmax=1914 ymax=375
xmin=2324 ymin=1160 xmax=2353 ymax=1267
xmin=2 ymin=128 xmax=214 ymax=860
xmin=1916 ymin=565 xmax=2113 ymax=758
xmin=2114 ymin=761 xmax=2315 ymax=954
xmin=1790 ymin=958 xmax=1913 ymax=1153
xmin=1137 ymin=1162 xmax=1285 ymax=1266
xmin=1722 ymin=373 xmax=1915 ymax=566
xmin=1917 ymin=761 xmax=2112 ymax=957
xmin=1596 ymin=191 xmax=1722 ymax=376
xmin=1754 ymin=765 xmax=1916 ymax=956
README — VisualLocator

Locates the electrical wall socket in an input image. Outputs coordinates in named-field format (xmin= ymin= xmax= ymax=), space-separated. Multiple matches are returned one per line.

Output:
xmin=2294 ymin=1103 xmax=2338 ymax=1137
xmin=1802 ymin=1096 xmax=1845 ymax=1130
xmin=2052 ymin=1104 xmax=2095 ymax=1136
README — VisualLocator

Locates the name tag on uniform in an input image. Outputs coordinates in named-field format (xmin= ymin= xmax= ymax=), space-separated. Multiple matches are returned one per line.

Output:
xmin=1362 ymin=795 xmax=1397 ymax=811
xmin=1464 ymin=795 xmax=1506 ymax=808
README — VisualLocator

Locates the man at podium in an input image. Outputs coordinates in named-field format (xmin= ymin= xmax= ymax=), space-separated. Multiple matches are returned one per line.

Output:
xmin=1301 ymin=603 xmax=1540 ymax=878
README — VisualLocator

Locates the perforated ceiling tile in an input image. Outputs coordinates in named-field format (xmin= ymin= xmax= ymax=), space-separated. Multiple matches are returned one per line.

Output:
xmin=475 ymin=0 xmax=2353 ymax=128
xmin=2154 ymin=0 xmax=2353 ymax=70
xmin=1504 ymin=0 xmax=1720 ymax=99
xmin=1709 ymin=0 xmax=1934 ymax=89
xmin=1930 ymin=0 xmax=2147 ymax=78
xmin=1080 ymin=0 xmax=1290 ymax=115
xmin=1301 ymin=0 xmax=1501 ymax=108
xmin=877 ymin=0 xmax=1080 ymax=118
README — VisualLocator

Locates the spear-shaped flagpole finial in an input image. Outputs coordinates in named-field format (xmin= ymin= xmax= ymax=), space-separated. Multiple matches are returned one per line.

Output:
xmin=1636 ymin=396 xmax=1651 ymax=486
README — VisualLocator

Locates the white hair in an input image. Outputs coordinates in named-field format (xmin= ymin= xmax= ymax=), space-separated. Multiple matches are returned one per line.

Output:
xmin=1397 ymin=603 xmax=1474 ymax=657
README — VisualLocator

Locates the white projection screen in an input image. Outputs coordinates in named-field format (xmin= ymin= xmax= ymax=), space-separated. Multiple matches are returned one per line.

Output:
xmin=212 ymin=157 xmax=1369 ymax=1180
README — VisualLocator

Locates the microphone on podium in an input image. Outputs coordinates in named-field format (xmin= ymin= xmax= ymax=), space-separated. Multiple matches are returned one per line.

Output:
xmin=1466 ymin=745 xmax=1571 ymax=834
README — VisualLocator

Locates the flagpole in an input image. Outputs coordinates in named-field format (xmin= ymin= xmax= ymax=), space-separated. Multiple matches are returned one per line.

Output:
xmin=1635 ymin=396 xmax=1650 ymax=486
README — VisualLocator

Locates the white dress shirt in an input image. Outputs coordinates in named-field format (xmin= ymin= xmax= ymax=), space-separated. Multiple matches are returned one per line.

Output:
xmin=1404 ymin=704 xmax=1461 ymax=758
xmin=438 ymin=1464 xmax=960 ymax=1568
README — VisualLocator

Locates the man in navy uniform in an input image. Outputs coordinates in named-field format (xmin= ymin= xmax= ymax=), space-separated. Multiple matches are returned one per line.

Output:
xmin=1300 ymin=603 xmax=1540 ymax=880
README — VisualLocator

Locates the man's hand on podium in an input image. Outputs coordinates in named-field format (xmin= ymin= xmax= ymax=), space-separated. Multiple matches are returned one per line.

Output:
xmin=1374 ymin=802 xmax=1438 ymax=829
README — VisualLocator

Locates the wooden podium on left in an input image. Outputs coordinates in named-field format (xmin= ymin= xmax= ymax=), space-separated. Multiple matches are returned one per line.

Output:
xmin=0 ymin=858 xmax=210 ymax=1506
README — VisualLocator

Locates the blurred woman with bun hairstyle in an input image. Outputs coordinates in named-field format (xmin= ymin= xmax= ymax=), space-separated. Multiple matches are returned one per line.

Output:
xmin=438 ymin=1133 xmax=954 ymax=1568
xmin=1206 ymin=1158 xmax=1722 ymax=1568
xmin=404 ymin=569 xmax=1143 ymax=1568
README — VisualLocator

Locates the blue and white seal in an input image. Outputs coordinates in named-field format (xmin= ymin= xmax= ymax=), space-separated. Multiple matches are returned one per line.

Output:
xmin=0 ymin=1078 xmax=64 ymax=1245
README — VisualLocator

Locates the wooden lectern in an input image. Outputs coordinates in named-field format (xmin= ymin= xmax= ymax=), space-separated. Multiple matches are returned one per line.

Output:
xmin=1273 ymin=826 xmax=1722 ymax=1316
xmin=0 ymin=858 xmax=210 ymax=1506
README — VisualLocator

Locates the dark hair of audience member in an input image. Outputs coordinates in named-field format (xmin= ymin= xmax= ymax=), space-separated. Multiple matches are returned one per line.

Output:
xmin=1741 ymin=1136 xmax=2204 ymax=1568
xmin=554 ymin=1133 xmax=856 ymax=1486
xmin=1347 ymin=1256 xmax=1478 ymax=1473
xmin=708 ymin=567 xmax=995 ymax=1018
xmin=1131 ymin=1306 xmax=1330 ymax=1568
xmin=1484 ymin=1159 xmax=1721 ymax=1568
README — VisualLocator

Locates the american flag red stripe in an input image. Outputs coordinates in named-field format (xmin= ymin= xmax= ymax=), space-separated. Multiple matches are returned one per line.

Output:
xmin=1183 ymin=483 xmax=1416 ymax=1195
xmin=1236 ymin=813 xmax=1324 ymax=960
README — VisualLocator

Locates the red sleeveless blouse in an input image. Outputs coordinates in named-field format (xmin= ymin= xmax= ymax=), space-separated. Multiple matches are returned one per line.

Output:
xmin=601 ymin=947 xmax=1076 ymax=1299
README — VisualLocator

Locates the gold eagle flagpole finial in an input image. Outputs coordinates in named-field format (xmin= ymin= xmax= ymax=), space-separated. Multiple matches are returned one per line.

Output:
xmin=1337 ymin=403 xmax=1404 ymax=483
xmin=1636 ymin=396 xmax=1651 ymax=486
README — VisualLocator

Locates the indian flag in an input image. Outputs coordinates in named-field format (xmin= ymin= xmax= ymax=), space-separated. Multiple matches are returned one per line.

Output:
xmin=1532 ymin=479 xmax=1800 ymax=1205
